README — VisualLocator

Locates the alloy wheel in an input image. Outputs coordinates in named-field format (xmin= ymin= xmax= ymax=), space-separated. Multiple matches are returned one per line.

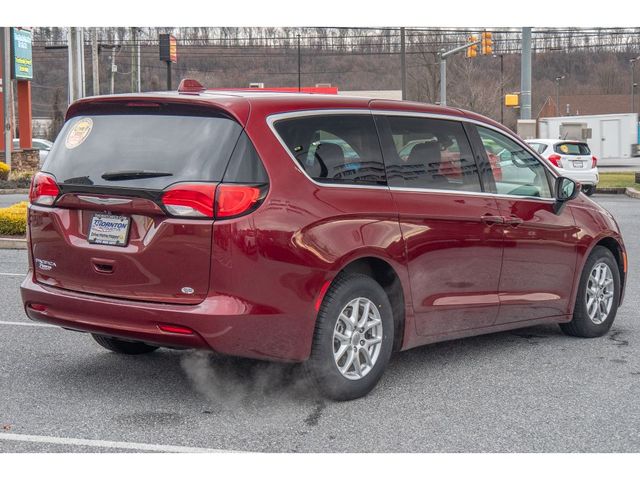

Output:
xmin=585 ymin=262 xmax=615 ymax=325
xmin=332 ymin=297 xmax=383 ymax=380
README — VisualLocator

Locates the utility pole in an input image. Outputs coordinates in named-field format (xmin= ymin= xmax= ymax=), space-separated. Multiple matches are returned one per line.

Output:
xmin=439 ymin=51 xmax=446 ymax=106
xmin=499 ymin=54 xmax=504 ymax=124
xmin=67 ymin=27 xmax=85 ymax=104
xmin=1 ymin=27 xmax=11 ymax=167
xmin=91 ymin=28 xmax=99 ymax=96
xmin=400 ymin=27 xmax=406 ymax=100
xmin=130 ymin=27 xmax=137 ymax=93
xmin=630 ymin=57 xmax=640 ymax=113
xmin=137 ymin=30 xmax=141 ymax=92
xmin=110 ymin=46 xmax=117 ymax=95
xmin=297 ymin=34 xmax=301 ymax=92
xmin=555 ymin=75 xmax=565 ymax=116
xmin=520 ymin=27 xmax=532 ymax=120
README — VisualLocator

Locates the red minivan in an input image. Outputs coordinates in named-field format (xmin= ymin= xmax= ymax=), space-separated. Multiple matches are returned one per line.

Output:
xmin=21 ymin=82 xmax=627 ymax=400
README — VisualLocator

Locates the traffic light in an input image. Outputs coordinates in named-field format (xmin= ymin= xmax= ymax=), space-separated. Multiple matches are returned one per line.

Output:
xmin=466 ymin=35 xmax=478 ymax=58
xmin=481 ymin=31 xmax=493 ymax=55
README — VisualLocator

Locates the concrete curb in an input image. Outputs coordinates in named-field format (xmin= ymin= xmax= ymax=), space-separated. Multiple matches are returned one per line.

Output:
xmin=0 ymin=189 xmax=29 ymax=195
xmin=625 ymin=187 xmax=640 ymax=199
xmin=595 ymin=187 xmax=626 ymax=194
xmin=0 ymin=237 xmax=27 ymax=249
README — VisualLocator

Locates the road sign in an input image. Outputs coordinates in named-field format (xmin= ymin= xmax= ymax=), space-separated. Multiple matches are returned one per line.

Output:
xmin=11 ymin=28 xmax=33 ymax=80
xmin=159 ymin=34 xmax=177 ymax=63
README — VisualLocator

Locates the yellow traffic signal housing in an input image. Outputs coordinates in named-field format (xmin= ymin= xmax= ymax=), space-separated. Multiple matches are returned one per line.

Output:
xmin=466 ymin=35 xmax=479 ymax=58
xmin=505 ymin=93 xmax=519 ymax=107
xmin=481 ymin=31 xmax=493 ymax=55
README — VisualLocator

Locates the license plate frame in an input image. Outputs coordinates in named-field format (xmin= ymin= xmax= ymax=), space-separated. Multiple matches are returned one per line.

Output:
xmin=572 ymin=160 xmax=584 ymax=168
xmin=88 ymin=213 xmax=131 ymax=247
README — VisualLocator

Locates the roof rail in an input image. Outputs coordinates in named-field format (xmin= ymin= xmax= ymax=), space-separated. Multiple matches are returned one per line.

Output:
xmin=178 ymin=78 xmax=206 ymax=94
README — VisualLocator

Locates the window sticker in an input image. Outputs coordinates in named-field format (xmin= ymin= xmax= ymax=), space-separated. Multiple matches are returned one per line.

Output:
xmin=559 ymin=144 xmax=569 ymax=154
xmin=65 ymin=118 xmax=93 ymax=149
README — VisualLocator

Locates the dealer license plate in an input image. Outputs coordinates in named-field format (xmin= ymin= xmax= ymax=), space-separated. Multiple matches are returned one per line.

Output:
xmin=88 ymin=214 xmax=130 ymax=246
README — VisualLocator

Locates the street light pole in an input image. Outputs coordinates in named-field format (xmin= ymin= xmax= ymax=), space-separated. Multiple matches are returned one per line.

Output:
xmin=494 ymin=53 xmax=504 ymax=124
xmin=520 ymin=27 xmax=532 ymax=120
xmin=1 ymin=27 xmax=11 ymax=168
xmin=630 ymin=57 xmax=640 ymax=113
xmin=438 ymin=38 xmax=481 ymax=106
xmin=297 ymin=34 xmax=301 ymax=92
xmin=555 ymin=75 xmax=565 ymax=116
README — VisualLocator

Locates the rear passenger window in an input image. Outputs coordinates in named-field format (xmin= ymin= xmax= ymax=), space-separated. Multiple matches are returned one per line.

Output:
xmin=273 ymin=115 xmax=386 ymax=185
xmin=377 ymin=116 xmax=482 ymax=192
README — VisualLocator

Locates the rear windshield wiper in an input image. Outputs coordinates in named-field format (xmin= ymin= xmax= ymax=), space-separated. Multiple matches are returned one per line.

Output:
xmin=101 ymin=170 xmax=174 ymax=181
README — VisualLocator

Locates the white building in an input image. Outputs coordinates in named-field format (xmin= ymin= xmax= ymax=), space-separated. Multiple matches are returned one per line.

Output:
xmin=538 ymin=113 xmax=639 ymax=160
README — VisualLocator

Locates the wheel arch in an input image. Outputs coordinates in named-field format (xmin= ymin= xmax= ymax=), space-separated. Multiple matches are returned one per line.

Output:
xmin=333 ymin=256 xmax=407 ymax=352
xmin=593 ymin=236 xmax=626 ymax=296
xmin=572 ymin=235 xmax=627 ymax=311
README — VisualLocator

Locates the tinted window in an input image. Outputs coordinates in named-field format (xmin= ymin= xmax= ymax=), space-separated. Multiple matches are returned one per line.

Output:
xmin=223 ymin=131 xmax=268 ymax=184
xmin=273 ymin=115 xmax=386 ymax=185
xmin=554 ymin=142 xmax=591 ymax=155
xmin=44 ymin=114 xmax=243 ymax=189
xmin=378 ymin=116 xmax=481 ymax=192
xmin=477 ymin=126 xmax=552 ymax=198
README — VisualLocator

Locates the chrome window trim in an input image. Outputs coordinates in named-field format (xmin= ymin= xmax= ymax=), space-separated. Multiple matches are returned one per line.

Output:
xmin=388 ymin=186 xmax=556 ymax=204
xmin=266 ymin=108 xmax=559 ymax=202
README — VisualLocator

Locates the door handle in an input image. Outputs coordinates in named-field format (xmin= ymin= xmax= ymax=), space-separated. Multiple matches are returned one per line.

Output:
xmin=504 ymin=216 xmax=523 ymax=227
xmin=481 ymin=214 xmax=505 ymax=225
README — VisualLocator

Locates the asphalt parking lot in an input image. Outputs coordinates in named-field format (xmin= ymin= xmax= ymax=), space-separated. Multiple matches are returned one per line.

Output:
xmin=0 ymin=194 xmax=638 ymax=453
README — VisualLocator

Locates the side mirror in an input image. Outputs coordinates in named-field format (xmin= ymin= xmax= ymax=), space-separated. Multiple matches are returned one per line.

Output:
xmin=553 ymin=176 xmax=579 ymax=214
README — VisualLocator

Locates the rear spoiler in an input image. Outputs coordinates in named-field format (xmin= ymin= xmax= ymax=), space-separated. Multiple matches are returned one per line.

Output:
xmin=65 ymin=93 xmax=250 ymax=126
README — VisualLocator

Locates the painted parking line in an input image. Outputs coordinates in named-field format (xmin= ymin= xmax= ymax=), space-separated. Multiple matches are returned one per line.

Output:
xmin=0 ymin=321 xmax=58 ymax=328
xmin=0 ymin=432 xmax=243 ymax=453
xmin=0 ymin=272 xmax=25 ymax=277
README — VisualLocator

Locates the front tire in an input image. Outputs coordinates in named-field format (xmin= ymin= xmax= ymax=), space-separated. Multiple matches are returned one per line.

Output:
xmin=306 ymin=274 xmax=394 ymax=401
xmin=92 ymin=334 xmax=159 ymax=355
xmin=560 ymin=246 xmax=620 ymax=338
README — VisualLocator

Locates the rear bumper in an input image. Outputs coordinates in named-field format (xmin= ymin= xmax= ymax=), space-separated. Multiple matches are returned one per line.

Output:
xmin=556 ymin=168 xmax=599 ymax=186
xmin=20 ymin=274 xmax=310 ymax=362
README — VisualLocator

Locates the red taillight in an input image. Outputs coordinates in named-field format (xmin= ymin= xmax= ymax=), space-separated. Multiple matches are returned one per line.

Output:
xmin=592 ymin=155 xmax=598 ymax=168
xmin=547 ymin=154 xmax=562 ymax=167
xmin=161 ymin=183 xmax=215 ymax=218
xmin=215 ymin=184 xmax=262 ymax=218
xmin=161 ymin=183 xmax=264 ymax=219
xmin=29 ymin=172 xmax=60 ymax=206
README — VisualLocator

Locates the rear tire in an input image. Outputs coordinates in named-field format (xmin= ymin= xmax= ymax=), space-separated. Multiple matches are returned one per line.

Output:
xmin=582 ymin=185 xmax=596 ymax=196
xmin=306 ymin=274 xmax=394 ymax=401
xmin=91 ymin=334 xmax=159 ymax=355
xmin=560 ymin=246 xmax=620 ymax=338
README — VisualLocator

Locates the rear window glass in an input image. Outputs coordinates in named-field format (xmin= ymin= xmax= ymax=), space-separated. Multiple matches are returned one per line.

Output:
xmin=43 ymin=114 xmax=243 ymax=189
xmin=273 ymin=115 xmax=386 ymax=185
xmin=554 ymin=142 xmax=590 ymax=155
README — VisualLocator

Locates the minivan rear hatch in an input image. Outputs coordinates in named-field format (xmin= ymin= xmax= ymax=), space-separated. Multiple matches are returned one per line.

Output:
xmin=30 ymin=102 xmax=244 ymax=305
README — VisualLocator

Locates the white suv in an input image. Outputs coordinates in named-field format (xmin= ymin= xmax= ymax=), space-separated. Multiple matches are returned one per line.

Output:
xmin=527 ymin=139 xmax=598 ymax=196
